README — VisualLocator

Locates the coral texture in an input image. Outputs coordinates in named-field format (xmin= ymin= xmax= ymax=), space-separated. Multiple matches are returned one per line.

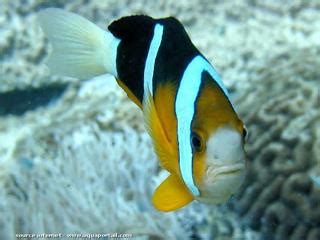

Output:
xmin=231 ymin=47 xmax=320 ymax=240
xmin=0 ymin=75 xmax=259 ymax=239
xmin=2 ymin=0 xmax=320 ymax=91
xmin=1 ymin=0 xmax=320 ymax=239
xmin=0 ymin=75 xmax=190 ymax=239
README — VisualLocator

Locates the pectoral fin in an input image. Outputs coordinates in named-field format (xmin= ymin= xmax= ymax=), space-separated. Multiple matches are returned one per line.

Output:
xmin=152 ymin=174 xmax=194 ymax=212
xmin=143 ymin=91 xmax=176 ymax=172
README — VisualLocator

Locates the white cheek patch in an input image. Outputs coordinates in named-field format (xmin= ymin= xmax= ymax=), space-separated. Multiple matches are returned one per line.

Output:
xmin=176 ymin=55 xmax=233 ymax=197
xmin=206 ymin=127 xmax=243 ymax=165
xmin=143 ymin=24 xmax=164 ymax=97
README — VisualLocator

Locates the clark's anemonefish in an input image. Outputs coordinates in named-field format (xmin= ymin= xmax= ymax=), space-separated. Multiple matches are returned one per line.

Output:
xmin=38 ymin=8 xmax=247 ymax=212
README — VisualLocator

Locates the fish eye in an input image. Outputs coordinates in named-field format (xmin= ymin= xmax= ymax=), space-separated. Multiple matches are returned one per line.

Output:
xmin=243 ymin=126 xmax=248 ymax=141
xmin=191 ymin=132 xmax=204 ymax=152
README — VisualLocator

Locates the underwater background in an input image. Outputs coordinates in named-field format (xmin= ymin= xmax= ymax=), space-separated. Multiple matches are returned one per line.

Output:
xmin=0 ymin=0 xmax=320 ymax=239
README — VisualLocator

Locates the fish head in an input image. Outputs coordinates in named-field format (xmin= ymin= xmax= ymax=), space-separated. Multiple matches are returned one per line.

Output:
xmin=148 ymin=67 xmax=247 ymax=211
xmin=192 ymin=125 xmax=247 ymax=204
xmin=190 ymin=73 xmax=247 ymax=204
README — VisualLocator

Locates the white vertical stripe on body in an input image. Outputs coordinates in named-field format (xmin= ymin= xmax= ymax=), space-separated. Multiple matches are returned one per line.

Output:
xmin=107 ymin=33 xmax=121 ymax=78
xmin=143 ymin=24 xmax=164 ymax=97
xmin=176 ymin=55 xmax=231 ymax=197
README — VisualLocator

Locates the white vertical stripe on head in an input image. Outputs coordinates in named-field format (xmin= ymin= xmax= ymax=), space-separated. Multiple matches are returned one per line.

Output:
xmin=143 ymin=24 xmax=164 ymax=97
xmin=176 ymin=55 xmax=231 ymax=197
xmin=204 ymin=57 xmax=232 ymax=102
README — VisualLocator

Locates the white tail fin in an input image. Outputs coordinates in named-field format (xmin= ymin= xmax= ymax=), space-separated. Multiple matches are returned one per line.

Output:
xmin=37 ymin=8 xmax=119 ymax=80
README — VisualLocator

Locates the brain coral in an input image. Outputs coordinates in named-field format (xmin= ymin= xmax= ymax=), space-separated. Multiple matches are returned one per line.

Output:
xmin=231 ymin=47 xmax=320 ymax=240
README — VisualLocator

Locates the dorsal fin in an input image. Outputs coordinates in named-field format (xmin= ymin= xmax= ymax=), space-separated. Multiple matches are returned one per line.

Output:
xmin=108 ymin=15 xmax=155 ymax=40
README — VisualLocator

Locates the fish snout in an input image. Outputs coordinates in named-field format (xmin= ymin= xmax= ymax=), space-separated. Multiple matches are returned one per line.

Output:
xmin=196 ymin=162 xmax=245 ymax=204
xmin=196 ymin=126 xmax=246 ymax=204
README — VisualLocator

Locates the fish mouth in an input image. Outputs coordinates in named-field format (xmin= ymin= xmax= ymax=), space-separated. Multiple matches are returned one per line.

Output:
xmin=205 ymin=163 xmax=245 ymax=180
xmin=197 ymin=163 xmax=246 ymax=204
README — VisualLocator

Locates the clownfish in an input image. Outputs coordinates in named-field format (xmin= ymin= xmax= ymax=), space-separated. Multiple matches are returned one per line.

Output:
xmin=38 ymin=8 xmax=247 ymax=212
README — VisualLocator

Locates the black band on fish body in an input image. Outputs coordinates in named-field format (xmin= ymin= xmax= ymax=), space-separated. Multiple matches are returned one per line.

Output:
xmin=152 ymin=17 xmax=200 ymax=93
xmin=108 ymin=15 xmax=201 ymax=106
xmin=108 ymin=15 xmax=156 ymax=104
